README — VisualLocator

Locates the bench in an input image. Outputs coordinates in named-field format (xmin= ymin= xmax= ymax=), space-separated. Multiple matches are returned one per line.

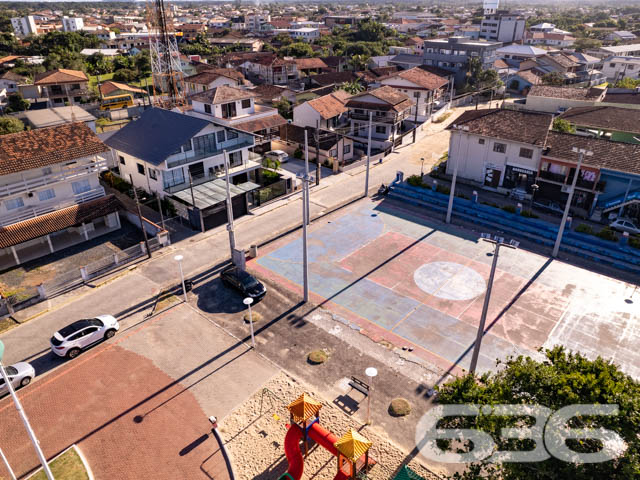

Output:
xmin=349 ymin=376 xmax=370 ymax=397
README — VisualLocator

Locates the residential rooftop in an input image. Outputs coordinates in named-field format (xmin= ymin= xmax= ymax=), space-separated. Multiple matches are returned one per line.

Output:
xmin=527 ymin=85 xmax=605 ymax=101
xmin=558 ymin=106 xmax=640 ymax=135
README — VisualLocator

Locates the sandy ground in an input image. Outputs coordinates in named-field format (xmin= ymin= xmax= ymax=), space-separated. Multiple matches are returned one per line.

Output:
xmin=219 ymin=371 xmax=445 ymax=480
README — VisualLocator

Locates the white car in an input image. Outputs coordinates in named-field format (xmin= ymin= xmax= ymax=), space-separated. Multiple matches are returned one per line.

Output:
xmin=609 ymin=218 xmax=640 ymax=236
xmin=265 ymin=150 xmax=288 ymax=164
xmin=0 ymin=362 xmax=35 ymax=396
xmin=50 ymin=315 xmax=120 ymax=359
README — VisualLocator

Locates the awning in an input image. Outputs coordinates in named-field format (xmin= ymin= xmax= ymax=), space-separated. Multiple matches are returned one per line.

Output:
xmin=0 ymin=195 xmax=120 ymax=249
xmin=172 ymin=179 xmax=259 ymax=210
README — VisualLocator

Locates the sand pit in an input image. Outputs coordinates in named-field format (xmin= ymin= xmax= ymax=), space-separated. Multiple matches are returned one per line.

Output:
xmin=219 ymin=371 xmax=444 ymax=480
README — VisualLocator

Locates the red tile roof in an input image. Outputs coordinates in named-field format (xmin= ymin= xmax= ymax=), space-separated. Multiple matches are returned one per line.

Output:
xmin=0 ymin=195 xmax=120 ymax=248
xmin=234 ymin=113 xmax=287 ymax=133
xmin=34 ymin=69 xmax=88 ymax=85
xmin=379 ymin=67 xmax=449 ymax=90
xmin=100 ymin=81 xmax=146 ymax=96
xmin=306 ymin=91 xmax=350 ymax=119
xmin=0 ymin=122 xmax=108 ymax=175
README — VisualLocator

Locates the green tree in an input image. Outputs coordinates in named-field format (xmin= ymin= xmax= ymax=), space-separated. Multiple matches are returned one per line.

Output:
xmin=348 ymin=54 xmax=370 ymax=72
xmin=272 ymin=32 xmax=293 ymax=46
xmin=113 ymin=68 xmax=137 ymax=83
xmin=573 ymin=37 xmax=602 ymax=52
xmin=439 ymin=347 xmax=639 ymax=480
xmin=353 ymin=19 xmax=388 ymax=42
xmin=44 ymin=50 xmax=85 ymax=71
xmin=5 ymin=93 xmax=29 ymax=113
xmin=134 ymin=51 xmax=151 ymax=77
xmin=615 ymin=77 xmax=640 ymax=89
xmin=274 ymin=97 xmax=292 ymax=119
xmin=338 ymin=80 xmax=364 ymax=95
xmin=279 ymin=42 xmax=313 ymax=58
xmin=0 ymin=116 xmax=24 ymax=135
xmin=542 ymin=71 xmax=565 ymax=86
xmin=85 ymin=52 xmax=113 ymax=76
xmin=553 ymin=118 xmax=577 ymax=133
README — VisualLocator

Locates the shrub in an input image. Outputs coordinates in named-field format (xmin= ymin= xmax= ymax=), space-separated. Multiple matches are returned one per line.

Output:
xmin=481 ymin=201 xmax=500 ymax=208
xmin=456 ymin=193 xmax=469 ymax=200
xmin=433 ymin=111 xmax=452 ymax=123
xmin=501 ymin=204 xmax=517 ymax=214
xmin=294 ymin=148 xmax=303 ymax=159
xmin=575 ymin=223 xmax=594 ymax=235
xmin=307 ymin=350 xmax=328 ymax=365
xmin=596 ymin=227 xmax=618 ymax=242
xmin=102 ymin=171 xmax=132 ymax=194
xmin=407 ymin=174 xmax=423 ymax=187
xmin=520 ymin=210 xmax=539 ymax=219
xmin=436 ymin=184 xmax=450 ymax=195
xmin=629 ymin=237 xmax=640 ymax=250
xmin=243 ymin=311 xmax=263 ymax=323
xmin=161 ymin=198 xmax=177 ymax=217
xmin=388 ymin=398 xmax=411 ymax=417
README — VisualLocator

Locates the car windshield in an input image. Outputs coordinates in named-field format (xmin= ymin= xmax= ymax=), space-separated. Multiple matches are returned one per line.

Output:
xmin=5 ymin=366 xmax=17 ymax=376
xmin=59 ymin=320 xmax=90 ymax=338
xmin=239 ymin=272 xmax=259 ymax=288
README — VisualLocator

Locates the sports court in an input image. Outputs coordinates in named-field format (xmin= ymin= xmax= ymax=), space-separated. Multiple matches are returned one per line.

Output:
xmin=252 ymin=198 xmax=640 ymax=378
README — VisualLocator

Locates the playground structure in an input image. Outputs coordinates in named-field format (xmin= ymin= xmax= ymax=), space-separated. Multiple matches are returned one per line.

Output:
xmin=279 ymin=393 xmax=376 ymax=480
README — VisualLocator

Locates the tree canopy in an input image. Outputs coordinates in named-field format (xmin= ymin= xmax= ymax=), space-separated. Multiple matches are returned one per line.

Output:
xmin=279 ymin=41 xmax=313 ymax=58
xmin=0 ymin=116 xmax=24 ymax=135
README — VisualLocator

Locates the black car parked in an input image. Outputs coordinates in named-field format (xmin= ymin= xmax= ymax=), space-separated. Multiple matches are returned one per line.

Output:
xmin=220 ymin=266 xmax=267 ymax=300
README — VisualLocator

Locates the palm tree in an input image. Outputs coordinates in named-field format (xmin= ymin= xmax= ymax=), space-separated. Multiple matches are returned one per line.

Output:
xmin=339 ymin=80 xmax=364 ymax=95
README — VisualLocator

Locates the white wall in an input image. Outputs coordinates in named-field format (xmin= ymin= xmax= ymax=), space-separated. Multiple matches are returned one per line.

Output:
xmin=525 ymin=95 xmax=597 ymax=113
xmin=293 ymin=101 xmax=321 ymax=129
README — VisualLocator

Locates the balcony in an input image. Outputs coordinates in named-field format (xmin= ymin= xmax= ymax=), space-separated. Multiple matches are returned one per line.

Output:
xmin=0 ymin=158 xmax=108 ymax=199
xmin=0 ymin=187 xmax=105 ymax=226
xmin=349 ymin=111 xmax=409 ymax=124
xmin=165 ymin=139 xmax=254 ymax=169
xmin=163 ymin=159 xmax=261 ymax=195
xmin=538 ymin=170 xmax=566 ymax=183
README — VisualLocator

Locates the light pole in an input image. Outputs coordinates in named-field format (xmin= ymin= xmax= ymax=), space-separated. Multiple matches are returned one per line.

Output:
xmin=552 ymin=148 xmax=592 ymax=258
xmin=365 ymin=367 xmax=377 ymax=425
xmin=174 ymin=254 xmax=187 ymax=303
xmin=243 ymin=297 xmax=256 ymax=349
xmin=0 ymin=445 xmax=16 ymax=480
xmin=420 ymin=157 xmax=425 ymax=178
xmin=0 ymin=340 xmax=54 ymax=480
xmin=529 ymin=183 xmax=539 ymax=213
xmin=446 ymin=125 xmax=469 ymax=224
xmin=365 ymin=111 xmax=373 ymax=197
xmin=223 ymin=150 xmax=237 ymax=261
xmin=469 ymin=235 xmax=518 ymax=375
xmin=299 ymin=131 xmax=311 ymax=303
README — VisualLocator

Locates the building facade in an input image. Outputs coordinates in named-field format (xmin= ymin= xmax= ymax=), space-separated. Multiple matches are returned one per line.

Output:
xmin=480 ymin=13 xmax=525 ymax=44
xmin=11 ymin=16 xmax=37 ymax=38
xmin=34 ymin=69 xmax=91 ymax=107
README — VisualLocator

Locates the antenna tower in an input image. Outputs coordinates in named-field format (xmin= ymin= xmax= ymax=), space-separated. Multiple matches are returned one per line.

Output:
xmin=147 ymin=0 xmax=186 ymax=109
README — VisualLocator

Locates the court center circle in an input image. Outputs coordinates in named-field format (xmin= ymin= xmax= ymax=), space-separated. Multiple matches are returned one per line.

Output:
xmin=413 ymin=261 xmax=486 ymax=301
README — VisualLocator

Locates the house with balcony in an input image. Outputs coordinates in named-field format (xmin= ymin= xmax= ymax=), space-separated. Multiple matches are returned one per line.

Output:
xmin=105 ymin=108 xmax=260 ymax=231
xmin=241 ymin=54 xmax=298 ymax=86
xmin=188 ymin=85 xmax=287 ymax=152
xmin=293 ymin=90 xmax=351 ymax=129
xmin=185 ymin=70 xmax=241 ymax=95
xmin=0 ymin=123 xmax=119 ymax=268
xmin=34 ymin=69 xmax=91 ymax=107
xmin=345 ymin=86 xmax=414 ymax=152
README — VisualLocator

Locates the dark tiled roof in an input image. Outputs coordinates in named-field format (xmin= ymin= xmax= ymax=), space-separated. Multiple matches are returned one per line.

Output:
xmin=0 ymin=123 xmax=108 ymax=175
xmin=294 ymin=58 xmax=328 ymax=70
xmin=449 ymin=109 xmax=553 ymax=146
xmin=544 ymin=131 xmax=640 ymax=175
xmin=603 ymin=92 xmax=640 ymax=106
xmin=558 ymin=106 xmax=640 ymax=135
xmin=105 ymin=108 xmax=210 ymax=166
xmin=0 ymin=71 xmax=26 ymax=82
xmin=0 ymin=195 xmax=120 ymax=248
xmin=310 ymin=71 xmax=358 ymax=86
xmin=528 ymin=85 xmax=605 ymax=100
xmin=191 ymin=85 xmax=256 ymax=104
xmin=185 ymin=70 xmax=236 ymax=85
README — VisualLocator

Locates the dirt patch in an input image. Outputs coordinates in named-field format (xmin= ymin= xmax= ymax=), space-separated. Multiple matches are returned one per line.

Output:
xmin=219 ymin=371 xmax=445 ymax=480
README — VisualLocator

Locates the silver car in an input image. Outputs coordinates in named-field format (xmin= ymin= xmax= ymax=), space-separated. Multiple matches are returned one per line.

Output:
xmin=609 ymin=218 xmax=640 ymax=236
xmin=0 ymin=362 xmax=35 ymax=396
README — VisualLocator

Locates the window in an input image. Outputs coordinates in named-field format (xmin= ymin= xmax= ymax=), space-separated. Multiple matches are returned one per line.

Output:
xmin=413 ymin=91 xmax=420 ymax=98
xmin=493 ymin=143 xmax=506 ymax=153
xmin=42 ymin=166 xmax=52 ymax=175
xmin=241 ymin=99 xmax=251 ymax=109
xmin=343 ymin=144 xmax=351 ymax=154
xmin=217 ymin=130 xmax=226 ymax=143
xmin=182 ymin=140 xmax=192 ymax=152
xmin=519 ymin=147 xmax=534 ymax=159
xmin=479 ymin=138 xmax=485 ymax=145
xmin=72 ymin=179 xmax=91 ymax=195
xmin=163 ymin=168 xmax=185 ymax=188
xmin=330 ymin=148 xmax=338 ymax=157
xmin=375 ymin=125 xmax=386 ymax=134
xmin=137 ymin=163 xmax=145 ymax=175
xmin=193 ymin=133 xmax=217 ymax=156
xmin=227 ymin=130 xmax=238 ymax=140
xmin=119 ymin=155 xmax=125 ymax=165
xmin=4 ymin=197 xmax=24 ymax=210
xmin=149 ymin=169 xmax=157 ymax=180
xmin=610 ymin=63 xmax=616 ymax=68
xmin=38 ymin=188 xmax=55 ymax=202
xmin=204 ymin=104 xmax=212 ymax=114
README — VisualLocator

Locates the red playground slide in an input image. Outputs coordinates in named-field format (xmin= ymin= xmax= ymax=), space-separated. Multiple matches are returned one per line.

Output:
xmin=282 ymin=422 xmax=343 ymax=480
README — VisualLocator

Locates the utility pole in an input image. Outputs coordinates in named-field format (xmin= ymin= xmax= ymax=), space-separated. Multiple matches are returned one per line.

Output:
xmin=130 ymin=175 xmax=151 ymax=258
xmin=553 ymin=147 xmax=592 ymax=258
xmin=365 ymin=111 xmax=373 ymax=197
xmin=223 ymin=149 xmax=237 ymax=260
xmin=469 ymin=235 xmax=518 ymax=374
xmin=156 ymin=195 xmax=165 ymax=230
xmin=301 ymin=131 xmax=310 ymax=302
xmin=446 ymin=125 xmax=469 ymax=224
xmin=412 ymin=96 xmax=420 ymax=144
xmin=303 ymin=129 xmax=310 ymax=225
xmin=315 ymin=119 xmax=321 ymax=186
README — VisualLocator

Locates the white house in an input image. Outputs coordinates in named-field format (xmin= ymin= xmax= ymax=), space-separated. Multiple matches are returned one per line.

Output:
xmin=185 ymin=70 xmax=240 ymax=95
xmin=525 ymin=85 xmax=607 ymax=114
xmin=62 ymin=16 xmax=84 ymax=32
xmin=602 ymin=56 xmax=640 ymax=81
xmin=10 ymin=16 xmax=37 ymax=37
xmin=293 ymin=90 xmax=351 ymax=129
xmin=0 ymin=71 xmax=26 ymax=95
xmin=0 ymin=123 xmax=119 ymax=268
xmin=446 ymin=109 xmax=553 ymax=193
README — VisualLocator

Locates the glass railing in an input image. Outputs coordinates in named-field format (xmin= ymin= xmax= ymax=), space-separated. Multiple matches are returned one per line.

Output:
xmin=165 ymin=139 xmax=254 ymax=169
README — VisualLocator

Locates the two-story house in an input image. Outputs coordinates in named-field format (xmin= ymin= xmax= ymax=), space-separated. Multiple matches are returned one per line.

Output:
xmin=345 ymin=86 xmax=414 ymax=152
xmin=242 ymin=54 xmax=298 ymax=85
xmin=293 ymin=90 xmax=351 ymax=129
xmin=601 ymin=56 xmax=640 ymax=82
xmin=34 ymin=69 xmax=91 ymax=107
xmin=445 ymin=109 xmax=553 ymax=193
xmin=188 ymin=85 xmax=287 ymax=152
xmin=0 ymin=72 xmax=27 ymax=96
xmin=0 ymin=123 xmax=119 ymax=268
xmin=106 ymin=108 xmax=261 ymax=230
xmin=185 ymin=70 xmax=241 ymax=95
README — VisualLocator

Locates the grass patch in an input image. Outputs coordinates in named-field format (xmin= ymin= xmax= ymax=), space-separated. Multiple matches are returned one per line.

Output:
xmin=433 ymin=111 xmax=452 ymax=123
xmin=0 ymin=316 xmax=18 ymax=334
xmin=130 ymin=75 xmax=153 ymax=88
xmin=307 ymin=350 xmax=328 ymax=365
xmin=388 ymin=398 xmax=412 ymax=417
xmin=156 ymin=293 xmax=180 ymax=312
xmin=31 ymin=447 xmax=89 ymax=480
xmin=243 ymin=311 xmax=263 ymax=323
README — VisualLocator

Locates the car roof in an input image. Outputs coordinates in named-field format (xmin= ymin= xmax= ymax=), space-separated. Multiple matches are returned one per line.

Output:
xmin=58 ymin=318 xmax=101 ymax=337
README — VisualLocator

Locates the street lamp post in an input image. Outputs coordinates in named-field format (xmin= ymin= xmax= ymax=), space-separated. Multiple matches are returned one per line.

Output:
xmin=446 ymin=125 xmax=469 ymax=224
xmin=174 ymin=254 xmax=187 ymax=303
xmin=243 ymin=297 xmax=256 ymax=348
xmin=0 ymin=340 xmax=54 ymax=480
xmin=0 ymin=445 xmax=16 ymax=480
xmin=529 ymin=183 xmax=539 ymax=213
xmin=420 ymin=157 xmax=425 ymax=178
xmin=365 ymin=367 xmax=377 ymax=425
xmin=553 ymin=148 xmax=592 ymax=258
xmin=468 ymin=235 xmax=518 ymax=375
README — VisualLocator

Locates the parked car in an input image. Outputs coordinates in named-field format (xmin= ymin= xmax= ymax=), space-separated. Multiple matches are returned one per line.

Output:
xmin=50 ymin=315 xmax=120 ymax=359
xmin=265 ymin=150 xmax=288 ymax=164
xmin=220 ymin=266 xmax=267 ymax=300
xmin=0 ymin=362 xmax=35 ymax=396
xmin=609 ymin=218 xmax=640 ymax=235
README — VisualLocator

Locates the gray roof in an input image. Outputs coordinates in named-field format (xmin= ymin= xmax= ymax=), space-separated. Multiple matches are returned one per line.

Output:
xmin=389 ymin=54 xmax=424 ymax=66
xmin=105 ymin=108 xmax=210 ymax=166
xmin=24 ymin=106 xmax=96 ymax=129
xmin=173 ymin=179 xmax=259 ymax=208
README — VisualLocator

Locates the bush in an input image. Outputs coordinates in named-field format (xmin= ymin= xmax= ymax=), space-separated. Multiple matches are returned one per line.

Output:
xmin=433 ymin=112 xmax=452 ymax=123
xmin=161 ymin=198 xmax=177 ymax=217
xmin=113 ymin=68 xmax=137 ymax=82
xmin=481 ymin=201 xmax=500 ymax=208
xmin=596 ymin=227 xmax=618 ymax=242
xmin=243 ymin=311 xmax=263 ymax=323
xmin=501 ymin=204 xmax=517 ymax=214
xmin=407 ymin=174 xmax=423 ymax=187
xmin=520 ymin=210 xmax=539 ymax=219
xmin=436 ymin=184 xmax=450 ymax=195
xmin=388 ymin=398 xmax=411 ymax=417
xmin=293 ymin=148 xmax=303 ymax=159
xmin=575 ymin=223 xmax=594 ymax=235
xmin=102 ymin=171 xmax=132 ymax=194
xmin=629 ymin=237 xmax=640 ymax=250
xmin=307 ymin=350 xmax=328 ymax=365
